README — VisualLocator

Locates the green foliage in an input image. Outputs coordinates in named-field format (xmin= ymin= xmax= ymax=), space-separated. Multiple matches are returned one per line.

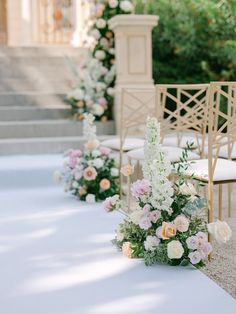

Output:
xmin=135 ymin=0 xmax=236 ymax=83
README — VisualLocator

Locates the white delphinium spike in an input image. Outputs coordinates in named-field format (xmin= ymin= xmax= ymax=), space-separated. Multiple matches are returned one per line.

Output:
xmin=142 ymin=116 xmax=161 ymax=180
xmin=143 ymin=117 xmax=174 ymax=213
xmin=83 ymin=113 xmax=100 ymax=151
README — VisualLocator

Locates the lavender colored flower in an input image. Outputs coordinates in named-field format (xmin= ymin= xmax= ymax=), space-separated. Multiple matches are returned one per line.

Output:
xmin=143 ymin=204 xmax=151 ymax=214
xmin=139 ymin=216 xmax=152 ymax=230
xmin=150 ymin=210 xmax=161 ymax=223
xmin=186 ymin=236 xmax=199 ymax=250
xmin=131 ymin=179 xmax=151 ymax=199
xmin=188 ymin=251 xmax=202 ymax=265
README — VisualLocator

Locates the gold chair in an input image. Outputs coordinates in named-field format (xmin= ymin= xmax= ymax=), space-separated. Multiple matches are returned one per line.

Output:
xmin=127 ymin=84 xmax=210 ymax=175
xmin=181 ymin=82 xmax=236 ymax=223
xmin=102 ymin=87 xmax=156 ymax=199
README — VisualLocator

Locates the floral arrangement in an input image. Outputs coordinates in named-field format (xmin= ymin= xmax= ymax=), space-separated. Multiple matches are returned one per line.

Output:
xmin=65 ymin=0 xmax=134 ymax=121
xmin=55 ymin=113 xmax=119 ymax=202
xmin=103 ymin=117 xmax=232 ymax=267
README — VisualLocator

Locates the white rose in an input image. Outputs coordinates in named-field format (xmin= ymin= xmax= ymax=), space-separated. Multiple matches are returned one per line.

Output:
xmin=178 ymin=182 xmax=197 ymax=196
xmin=109 ymin=0 xmax=118 ymax=8
xmin=90 ymin=29 xmax=101 ymax=40
xmin=92 ymin=104 xmax=104 ymax=116
xmin=93 ymin=158 xmax=104 ymax=169
xmin=207 ymin=220 xmax=232 ymax=244
xmin=130 ymin=209 xmax=144 ymax=225
xmin=92 ymin=149 xmax=101 ymax=158
xmin=72 ymin=181 xmax=79 ymax=189
xmin=95 ymin=50 xmax=106 ymax=60
xmin=144 ymin=236 xmax=160 ymax=251
xmin=167 ymin=240 xmax=184 ymax=259
xmin=111 ymin=168 xmax=119 ymax=177
xmin=53 ymin=170 xmax=61 ymax=183
xmin=96 ymin=18 xmax=106 ymax=29
xmin=107 ymin=87 xmax=115 ymax=96
xmin=86 ymin=194 xmax=96 ymax=203
xmin=116 ymin=225 xmax=124 ymax=241
xmin=96 ymin=82 xmax=107 ymax=92
xmin=120 ymin=0 xmax=134 ymax=12
xmin=174 ymin=215 xmax=190 ymax=232
xmin=68 ymin=88 xmax=84 ymax=100
xmin=108 ymin=48 xmax=115 ymax=55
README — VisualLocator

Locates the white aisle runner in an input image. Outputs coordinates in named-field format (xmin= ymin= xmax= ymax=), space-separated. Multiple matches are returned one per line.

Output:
xmin=0 ymin=155 xmax=235 ymax=314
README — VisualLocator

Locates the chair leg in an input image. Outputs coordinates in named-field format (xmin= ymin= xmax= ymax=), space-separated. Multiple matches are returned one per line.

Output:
xmin=207 ymin=182 xmax=214 ymax=243
xmin=228 ymin=183 xmax=232 ymax=217
xmin=127 ymin=157 xmax=132 ymax=212
xmin=218 ymin=184 xmax=223 ymax=220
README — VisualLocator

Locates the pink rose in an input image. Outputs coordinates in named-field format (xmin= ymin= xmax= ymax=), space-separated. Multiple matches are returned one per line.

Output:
xmin=103 ymin=195 xmax=120 ymax=212
xmin=98 ymin=97 xmax=108 ymax=107
xmin=69 ymin=157 xmax=77 ymax=168
xmin=70 ymin=149 xmax=82 ymax=158
xmin=131 ymin=179 xmax=151 ymax=199
xmin=143 ymin=204 xmax=151 ymax=214
xmin=186 ymin=236 xmax=199 ymax=250
xmin=100 ymin=146 xmax=111 ymax=156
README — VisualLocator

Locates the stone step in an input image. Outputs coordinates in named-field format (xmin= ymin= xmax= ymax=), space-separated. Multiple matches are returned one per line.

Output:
xmin=0 ymin=135 xmax=113 ymax=155
xmin=0 ymin=78 xmax=71 ymax=93
xmin=0 ymin=93 xmax=66 ymax=106
xmin=0 ymin=46 xmax=88 ymax=57
xmin=0 ymin=106 xmax=71 ymax=121
xmin=0 ymin=120 xmax=115 ymax=139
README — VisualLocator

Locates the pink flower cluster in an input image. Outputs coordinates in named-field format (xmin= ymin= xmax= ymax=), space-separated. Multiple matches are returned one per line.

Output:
xmin=139 ymin=205 xmax=161 ymax=230
xmin=103 ymin=195 xmax=120 ymax=212
xmin=131 ymin=179 xmax=151 ymax=199
xmin=186 ymin=232 xmax=212 ymax=264
xmin=67 ymin=149 xmax=83 ymax=168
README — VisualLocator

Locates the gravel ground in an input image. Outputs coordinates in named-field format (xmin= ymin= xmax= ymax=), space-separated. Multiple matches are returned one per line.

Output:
xmin=202 ymin=215 xmax=236 ymax=298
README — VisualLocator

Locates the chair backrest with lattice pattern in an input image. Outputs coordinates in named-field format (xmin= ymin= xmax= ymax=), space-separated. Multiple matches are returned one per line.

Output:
xmin=155 ymin=84 xmax=210 ymax=155
xmin=119 ymin=87 xmax=156 ymax=144
xmin=208 ymin=82 xmax=236 ymax=180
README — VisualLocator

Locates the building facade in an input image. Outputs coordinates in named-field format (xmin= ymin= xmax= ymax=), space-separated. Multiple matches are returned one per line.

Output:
xmin=0 ymin=0 xmax=91 ymax=47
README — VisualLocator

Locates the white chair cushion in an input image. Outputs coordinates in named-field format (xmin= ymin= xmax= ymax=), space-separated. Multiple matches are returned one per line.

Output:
xmin=217 ymin=144 xmax=236 ymax=159
xmin=163 ymin=133 xmax=206 ymax=149
xmin=203 ymin=144 xmax=236 ymax=159
xmin=127 ymin=146 xmax=200 ymax=163
xmin=100 ymin=137 xmax=144 ymax=151
xmin=182 ymin=158 xmax=236 ymax=182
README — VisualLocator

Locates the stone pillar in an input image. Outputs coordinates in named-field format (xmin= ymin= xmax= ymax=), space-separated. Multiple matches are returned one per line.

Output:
xmin=109 ymin=14 xmax=158 ymax=134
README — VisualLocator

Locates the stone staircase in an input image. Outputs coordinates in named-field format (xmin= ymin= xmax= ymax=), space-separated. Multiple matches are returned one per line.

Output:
xmin=0 ymin=47 xmax=115 ymax=155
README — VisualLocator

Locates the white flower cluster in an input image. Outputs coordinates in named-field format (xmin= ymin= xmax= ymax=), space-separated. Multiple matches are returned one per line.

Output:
xmin=142 ymin=117 xmax=161 ymax=180
xmin=143 ymin=117 xmax=174 ymax=212
xmin=83 ymin=113 xmax=97 ymax=142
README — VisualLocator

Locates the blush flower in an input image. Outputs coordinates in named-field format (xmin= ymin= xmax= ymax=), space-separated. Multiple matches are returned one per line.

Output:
xmin=207 ymin=220 xmax=232 ymax=244
xmin=174 ymin=215 xmax=190 ymax=232
xmin=120 ymin=164 xmax=134 ymax=177
xmin=100 ymin=146 xmax=111 ymax=156
xmin=131 ymin=179 xmax=151 ymax=199
xmin=122 ymin=242 xmax=133 ymax=258
xmin=85 ymin=139 xmax=100 ymax=151
xmin=103 ymin=195 xmax=120 ymax=212
xmin=156 ymin=222 xmax=177 ymax=240
xmin=83 ymin=166 xmax=97 ymax=181
xmin=100 ymin=179 xmax=111 ymax=190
